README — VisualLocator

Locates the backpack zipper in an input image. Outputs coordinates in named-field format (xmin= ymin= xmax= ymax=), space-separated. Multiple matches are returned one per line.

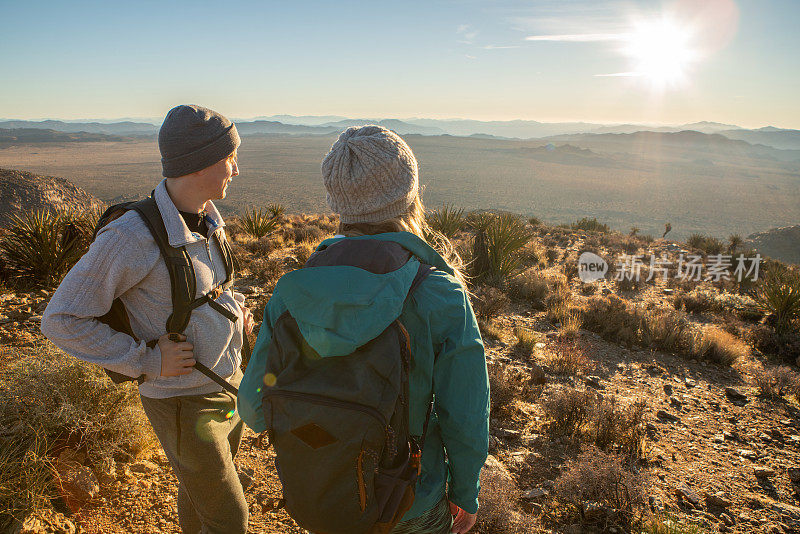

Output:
xmin=263 ymin=390 xmax=388 ymax=429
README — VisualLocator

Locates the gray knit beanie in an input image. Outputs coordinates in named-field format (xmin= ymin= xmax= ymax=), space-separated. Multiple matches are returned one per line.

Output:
xmin=322 ymin=125 xmax=419 ymax=223
xmin=158 ymin=104 xmax=241 ymax=178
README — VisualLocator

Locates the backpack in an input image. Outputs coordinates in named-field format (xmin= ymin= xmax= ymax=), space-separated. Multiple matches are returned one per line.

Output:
xmin=93 ymin=195 xmax=241 ymax=394
xmin=261 ymin=239 xmax=435 ymax=534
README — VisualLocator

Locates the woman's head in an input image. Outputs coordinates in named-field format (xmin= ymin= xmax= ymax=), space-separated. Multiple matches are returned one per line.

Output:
xmin=322 ymin=125 xmax=419 ymax=226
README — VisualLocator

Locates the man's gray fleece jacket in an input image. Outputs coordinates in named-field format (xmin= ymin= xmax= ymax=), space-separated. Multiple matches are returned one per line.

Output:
xmin=41 ymin=179 xmax=245 ymax=398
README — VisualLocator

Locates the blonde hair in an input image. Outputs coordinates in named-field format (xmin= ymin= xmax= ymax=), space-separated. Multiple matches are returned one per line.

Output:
xmin=338 ymin=195 xmax=466 ymax=288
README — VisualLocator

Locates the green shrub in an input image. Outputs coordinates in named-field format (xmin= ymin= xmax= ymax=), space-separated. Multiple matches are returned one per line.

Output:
xmin=0 ymin=209 xmax=94 ymax=287
xmin=571 ymin=217 xmax=610 ymax=233
xmin=427 ymin=204 xmax=465 ymax=238
xmin=239 ymin=207 xmax=279 ymax=239
xmin=750 ymin=267 xmax=800 ymax=335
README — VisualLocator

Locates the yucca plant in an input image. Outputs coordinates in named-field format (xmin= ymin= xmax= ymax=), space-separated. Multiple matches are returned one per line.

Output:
xmin=267 ymin=203 xmax=286 ymax=220
xmin=728 ymin=234 xmax=743 ymax=253
xmin=0 ymin=210 xmax=89 ymax=286
xmin=240 ymin=207 xmax=279 ymax=239
xmin=571 ymin=217 xmax=610 ymax=233
xmin=471 ymin=213 xmax=532 ymax=286
xmin=751 ymin=267 xmax=800 ymax=335
xmin=427 ymin=204 xmax=465 ymax=238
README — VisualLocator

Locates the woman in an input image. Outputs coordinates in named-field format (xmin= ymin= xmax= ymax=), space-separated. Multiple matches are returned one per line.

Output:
xmin=238 ymin=125 xmax=489 ymax=534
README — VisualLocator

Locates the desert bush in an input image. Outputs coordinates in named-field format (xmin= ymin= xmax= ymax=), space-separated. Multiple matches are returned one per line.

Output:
xmin=0 ymin=343 xmax=154 ymax=527
xmin=728 ymin=234 xmax=743 ymax=253
xmin=687 ymin=233 xmax=724 ymax=255
xmin=547 ymin=340 xmax=590 ymax=376
xmin=545 ymin=279 xmax=573 ymax=324
xmin=542 ymin=388 xmax=595 ymax=438
xmin=642 ymin=513 xmax=705 ymax=534
xmin=518 ymin=241 xmax=548 ymax=270
xmin=572 ymin=217 xmax=610 ymax=233
xmin=748 ymin=325 xmax=800 ymax=363
xmin=528 ymin=216 xmax=542 ymax=226
xmin=478 ymin=319 xmax=503 ymax=343
xmin=750 ymin=267 xmax=800 ymax=335
xmin=427 ymin=204 xmax=465 ymax=238
xmin=283 ymin=222 xmax=326 ymax=244
xmin=292 ymin=242 xmax=317 ymax=265
xmin=0 ymin=209 xmax=94 ymax=287
xmin=545 ymin=248 xmax=560 ymax=264
xmin=475 ymin=458 xmax=527 ymax=534
xmin=248 ymin=257 xmax=284 ymax=288
xmin=641 ymin=307 xmax=688 ymax=353
xmin=508 ymin=268 xmax=565 ymax=307
xmin=751 ymin=365 xmax=799 ymax=398
xmin=487 ymin=364 xmax=516 ymax=413
xmin=672 ymin=287 xmax=717 ymax=314
xmin=470 ymin=213 xmax=532 ymax=286
xmin=554 ymin=445 xmax=649 ymax=532
xmin=239 ymin=207 xmax=280 ymax=239
xmin=243 ymin=234 xmax=284 ymax=256
xmin=472 ymin=285 xmax=510 ymax=321
xmin=588 ymin=396 xmax=648 ymax=458
xmin=582 ymin=295 xmax=643 ymax=348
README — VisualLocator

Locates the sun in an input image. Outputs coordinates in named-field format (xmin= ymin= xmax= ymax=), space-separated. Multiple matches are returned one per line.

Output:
xmin=624 ymin=18 xmax=697 ymax=88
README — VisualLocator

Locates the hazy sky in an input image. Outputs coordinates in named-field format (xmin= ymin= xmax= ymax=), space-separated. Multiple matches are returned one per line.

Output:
xmin=1 ymin=0 xmax=798 ymax=128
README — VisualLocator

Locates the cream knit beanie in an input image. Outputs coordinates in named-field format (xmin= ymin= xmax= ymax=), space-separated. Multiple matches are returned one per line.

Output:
xmin=322 ymin=125 xmax=419 ymax=223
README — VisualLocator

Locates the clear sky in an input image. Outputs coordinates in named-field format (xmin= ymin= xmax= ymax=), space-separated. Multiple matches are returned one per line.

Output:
xmin=1 ymin=0 xmax=798 ymax=128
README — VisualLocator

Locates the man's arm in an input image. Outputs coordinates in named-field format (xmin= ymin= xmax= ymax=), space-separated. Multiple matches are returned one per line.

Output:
xmin=40 ymin=222 xmax=164 ymax=380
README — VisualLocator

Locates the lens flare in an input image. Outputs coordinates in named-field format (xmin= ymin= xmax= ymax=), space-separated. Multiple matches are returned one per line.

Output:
xmin=263 ymin=373 xmax=277 ymax=387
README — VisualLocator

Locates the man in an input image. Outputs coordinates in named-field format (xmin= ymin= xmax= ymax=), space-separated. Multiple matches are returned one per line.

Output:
xmin=41 ymin=104 xmax=253 ymax=533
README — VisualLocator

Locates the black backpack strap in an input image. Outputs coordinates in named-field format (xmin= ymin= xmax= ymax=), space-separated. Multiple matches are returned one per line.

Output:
xmin=128 ymin=197 xmax=197 ymax=335
xmin=405 ymin=263 xmax=435 ymax=302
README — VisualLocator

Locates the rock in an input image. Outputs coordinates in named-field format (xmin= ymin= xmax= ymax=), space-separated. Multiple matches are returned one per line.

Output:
xmin=676 ymin=483 xmax=701 ymax=507
xmin=706 ymin=491 xmax=732 ymax=508
xmin=129 ymin=460 xmax=158 ymax=474
xmin=754 ymin=467 xmax=777 ymax=478
xmin=663 ymin=384 xmax=673 ymax=396
xmin=713 ymin=433 xmax=725 ymax=443
xmin=738 ymin=449 xmax=758 ymax=460
xmin=720 ymin=512 xmax=736 ymax=526
xmin=657 ymin=410 xmax=681 ymax=423
xmin=725 ymin=387 xmax=748 ymax=404
xmin=55 ymin=460 xmax=99 ymax=502
xmin=788 ymin=467 xmax=800 ymax=483
xmin=494 ymin=428 xmax=521 ymax=439
xmin=585 ymin=376 xmax=604 ymax=389
xmin=670 ymin=397 xmax=683 ymax=409
xmin=760 ymin=432 xmax=773 ymax=442
xmin=238 ymin=469 xmax=253 ymax=491
xmin=480 ymin=455 xmax=515 ymax=487
xmin=523 ymin=487 xmax=547 ymax=500
xmin=94 ymin=458 xmax=117 ymax=486
xmin=583 ymin=501 xmax=606 ymax=522
xmin=662 ymin=288 xmax=674 ymax=294
xmin=685 ymin=378 xmax=696 ymax=388
xmin=237 ymin=285 xmax=258 ymax=294
xmin=772 ymin=502 xmax=800 ymax=524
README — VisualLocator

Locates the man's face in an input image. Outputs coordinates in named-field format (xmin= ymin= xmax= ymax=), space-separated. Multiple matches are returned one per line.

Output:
xmin=197 ymin=153 xmax=239 ymax=200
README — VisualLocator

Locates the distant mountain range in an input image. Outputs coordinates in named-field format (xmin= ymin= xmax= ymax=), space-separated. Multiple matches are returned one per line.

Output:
xmin=0 ymin=128 xmax=130 ymax=143
xmin=2 ymin=117 xmax=799 ymax=151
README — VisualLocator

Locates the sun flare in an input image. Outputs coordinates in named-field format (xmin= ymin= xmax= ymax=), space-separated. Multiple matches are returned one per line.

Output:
xmin=624 ymin=18 xmax=697 ymax=88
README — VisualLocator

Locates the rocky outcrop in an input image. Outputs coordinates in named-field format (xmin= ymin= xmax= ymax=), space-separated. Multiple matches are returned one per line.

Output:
xmin=0 ymin=168 xmax=105 ymax=226
xmin=745 ymin=225 xmax=800 ymax=265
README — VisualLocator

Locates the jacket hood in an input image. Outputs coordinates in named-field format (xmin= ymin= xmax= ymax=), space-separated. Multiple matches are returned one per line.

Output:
xmin=272 ymin=232 xmax=452 ymax=358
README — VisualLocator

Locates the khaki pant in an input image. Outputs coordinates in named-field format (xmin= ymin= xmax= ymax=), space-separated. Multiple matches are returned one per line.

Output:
xmin=140 ymin=388 xmax=248 ymax=534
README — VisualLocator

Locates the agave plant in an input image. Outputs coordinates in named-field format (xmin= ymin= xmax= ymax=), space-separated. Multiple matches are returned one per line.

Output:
xmin=0 ymin=209 xmax=91 ymax=286
xmin=267 ymin=203 xmax=286 ymax=220
xmin=471 ymin=213 xmax=532 ymax=286
xmin=427 ymin=204 xmax=465 ymax=239
xmin=240 ymin=207 xmax=280 ymax=239
xmin=750 ymin=267 xmax=800 ymax=335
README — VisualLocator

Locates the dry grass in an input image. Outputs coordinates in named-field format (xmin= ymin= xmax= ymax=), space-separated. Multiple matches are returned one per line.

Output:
xmin=513 ymin=326 xmax=538 ymax=357
xmin=547 ymin=341 xmax=591 ymax=376
xmin=686 ymin=326 xmax=749 ymax=366
xmin=476 ymin=458 xmax=528 ymax=534
xmin=558 ymin=308 xmax=584 ymax=339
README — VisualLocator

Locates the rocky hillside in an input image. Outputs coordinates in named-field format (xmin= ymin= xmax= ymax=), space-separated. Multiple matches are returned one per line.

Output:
xmin=0 ymin=168 xmax=105 ymax=226
xmin=746 ymin=225 xmax=800 ymax=265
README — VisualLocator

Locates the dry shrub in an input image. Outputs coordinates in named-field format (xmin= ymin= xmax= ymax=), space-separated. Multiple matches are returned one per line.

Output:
xmin=554 ymin=445 xmax=649 ymax=532
xmin=641 ymin=307 xmax=688 ymax=353
xmin=543 ymin=388 xmax=647 ymax=457
xmin=249 ymin=257 xmax=284 ymax=289
xmin=519 ymin=241 xmax=548 ymax=270
xmin=615 ymin=268 xmax=649 ymax=292
xmin=513 ymin=326 xmax=538 ymax=357
xmin=292 ymin=242 xmax=317 ymax=265
xmin=476 ymin=458 xmax=527 ymax=534
xmin=672 ymin=288 xmax=717 ymax=314
xmin=508 ymin=268 xmax=549 ymax=305
xmin=686 ymin=326 xmax=749 ymax=365
xmin=545 ymin=279 xmax=573 ymax=324
xmin=548 ymin=340 xmax=590 ymax=376
xmin=542 ymin=388 xmax=595 ymax=438
xmin=472 ymin=285 xmax=510 ymax=321
xmin=751 ymin=365 xmax=800 ymax=398
xmin=582 ymin=295 xmax=642 ymax=348
xmin=478 ymin=319 xmax=503 ymax=343
xmin=243 ymin=234 xmax=284 ymax=256
xmin=488 ymin=364 xmax=516 ymax=413
xmin=546 ymin=248 xmax=560 ymax=264
xmin=748 ymin=325 xmax=800 ymax=363
xmin=0 ymin=344 xmax=155 ymax=527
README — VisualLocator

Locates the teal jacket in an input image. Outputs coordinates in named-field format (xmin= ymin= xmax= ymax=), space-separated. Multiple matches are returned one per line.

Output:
xmin=238 ymin=232 xmax=490 ymax=519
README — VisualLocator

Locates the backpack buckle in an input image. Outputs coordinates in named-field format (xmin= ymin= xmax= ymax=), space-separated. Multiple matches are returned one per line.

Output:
xmin=209 ymin=285 xmax=223 ymax=301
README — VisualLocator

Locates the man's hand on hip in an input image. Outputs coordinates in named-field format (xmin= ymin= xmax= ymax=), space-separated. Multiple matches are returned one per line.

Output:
xmin=158 ymin=333 xmax=195 ymax=377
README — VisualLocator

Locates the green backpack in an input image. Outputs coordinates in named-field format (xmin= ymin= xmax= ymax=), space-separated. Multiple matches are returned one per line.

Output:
xmin=261 ymin=239 xmax=434 ymax=534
